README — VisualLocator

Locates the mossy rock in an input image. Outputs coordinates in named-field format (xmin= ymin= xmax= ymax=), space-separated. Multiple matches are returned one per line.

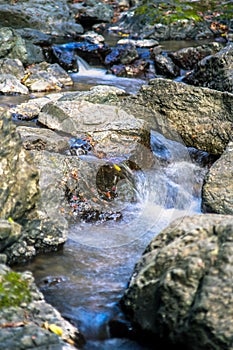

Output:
xmin=0 ymin=270 xmax=31 ymax=309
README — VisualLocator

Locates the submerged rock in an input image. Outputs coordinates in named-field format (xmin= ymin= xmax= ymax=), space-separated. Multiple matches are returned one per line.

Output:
xmin=121 ymin=214 xmax=233 ymax=350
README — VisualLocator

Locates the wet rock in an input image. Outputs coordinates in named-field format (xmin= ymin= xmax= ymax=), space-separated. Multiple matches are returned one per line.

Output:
xmin=17 ymin=126 xmax=69 ymax=153
xmin=153 ymin=54 xmax=180 ymax=78
xmin=0 ymin=0 xmax=83 ymax=38
xmin=0 ymin=264 xmax=83 ymax=350
xmin=38 ymin=100 xmax=153 ymax=169
xmin=0 ymin=27 xmax=44 ymax=66
xmin=0 ymin=58 xmax=25 ymax=80
xmin=31 ymin=151 xmax=132 ymax=224
xmin=184 ymin=44 xmax=233 ymax=93
xmin=118 ymin=78 xmax=233 ymax=155
xmin=45 ymin=45 xmax=79 ymax=72
xmin=121 ymin=214 xmax=233 ymax=350
xmin=168 ymin=42 xmax=223 ymax=70
xmin=56 ymin=41 xmax=110 ymax=66
xmin=22 ymin=62 xmax=73 ymax=92
xmin=0 ymin=74 xmax=29 ymax=95
xmin=105 ymin=44 xmax=139 ymax=66
xmin=202 ymin=141 xmax=233 ymax=215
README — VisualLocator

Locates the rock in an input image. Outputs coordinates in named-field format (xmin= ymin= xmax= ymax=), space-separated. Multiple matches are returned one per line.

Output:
xmin=168 ymin=42 xmax=223 ymax=70
xmin=0 ymin=58 xmax=25 ymax=80
xmin=0 ymin=74 xmax=29 ymax=95
xmin=0 ymin=0 xmax=83 ymax=38
xmin=46 ymin=45 xmax=79 ymax=72
xmin=9 ymin=93 xmax=67 ymax=121
xmin=121 ymin=214 xmax=233 ymax=350
xmin=22 ymin=62 xmax=73 ymax=92
xmin=0 ymin=27 xmax=44 ymax=66
xmin=38 ymin=100 xmax=153 ymax=169
xmin=153 ymin=54 xmax=180 ymax=78
xmin=0 ymin=220 xmax=22 ymax=253
xmin=105 ymin=44 xmax=139 ymax=66
xmin=202 ymin=141 xmax=233 ymax=214
xmin=117 ymin=38 xmax=159 ymax=48
xmin=118 ymin=78 xmax=233 ymax=155
xmin=71 ymin=0 xmax=114 ymax=28
xmin=59 ymin=85 xmax=127 ymax=104
xmin=0 ymin=112 xmax=70 ymax=264
xmin=0 ymin=112 xmax=39 ymax=223
xmin=184 ymin=44 xmax=233 ymax=93
xmin=0 ymin=264 xmax=83 ymax=350
xmin=17 ymin=126 xmax=69 ymax=153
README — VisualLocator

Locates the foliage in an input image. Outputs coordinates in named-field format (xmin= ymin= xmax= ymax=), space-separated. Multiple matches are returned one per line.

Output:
xmin=135 ymin=0 xmax=233 ymax=25
xmin=0 ymin=271 xmax=31 ymax=309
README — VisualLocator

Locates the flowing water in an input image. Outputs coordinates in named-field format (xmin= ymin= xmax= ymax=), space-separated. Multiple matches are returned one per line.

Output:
xmin=10 ymin=56 xmax=211 ymax=349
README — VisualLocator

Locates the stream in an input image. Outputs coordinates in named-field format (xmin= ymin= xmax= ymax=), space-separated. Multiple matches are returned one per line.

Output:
xmin=11 ymin=52 xmax=211 ymax=349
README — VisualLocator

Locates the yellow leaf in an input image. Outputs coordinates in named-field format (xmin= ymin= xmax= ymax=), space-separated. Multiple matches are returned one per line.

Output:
xmin=8 ymin=217 xmax=14 ymax=223
xmin=113 ymin=164 xmax=121 ymax=172
xmin=48 ymin=324 xmax=63 ymax=336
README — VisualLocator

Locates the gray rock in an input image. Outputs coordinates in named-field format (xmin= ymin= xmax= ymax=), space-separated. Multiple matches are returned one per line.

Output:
xmin=0 ymin=0 xmax=83 ymax=37
xmin=38 ymin=100 xmax=153 ymax=169
xmin=168 ymin=42 xmax=223 ymax=70
xmin=17 ymin=126 xmax=69 ymax=153
xmin=0 ymin=220 xmax=22 ymax=252
xmin=9 ymin=93 xmax=67 ymax=120
xmin=0 ymin=112 xmax=39 ymax=222
xmin=121 ymin=214 xmax=233 ymax=350
xmin=184 ymin=44 xmax=233 ymax=93
xmin=71 ymin=0 xmax=114 ymax=23
xmin=0 ymin=74 xmax=29 ymax=94
xmin=0 ymin=58 xmax=25 ymax=80
xmin=153 ymin=54 xmax=180 ymax=78
xmin=0 ymin=27 xmax=44 ymax=66
xmin=118 ymin=78 xmax=233 ymax=155
xmin=202 ymin=141 xmax=233 ymax=214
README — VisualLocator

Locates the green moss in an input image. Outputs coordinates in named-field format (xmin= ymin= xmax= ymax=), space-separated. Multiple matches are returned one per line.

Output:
xmin=0 ymin=271 xmax=31 ymax=309
xmin=134 ymin=0 xmax=232 ymax=25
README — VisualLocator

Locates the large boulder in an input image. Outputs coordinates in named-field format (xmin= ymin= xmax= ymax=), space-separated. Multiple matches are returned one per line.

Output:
xmin=202 ymin=141 xmax=233 ymax=215
xmin=121 ymin=214 xmax=233 ymax=350
xmin=0 ymin=112 xmax=68 ymax=264
xmin=118 ymin=78 xmax=233 ymax=155
xmin=184 ymin=44 xmax=233 ymax=93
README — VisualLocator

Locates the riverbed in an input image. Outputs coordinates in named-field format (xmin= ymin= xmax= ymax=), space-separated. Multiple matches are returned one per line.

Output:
xmin=8 ymin=50 xmax=211 ymax=349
